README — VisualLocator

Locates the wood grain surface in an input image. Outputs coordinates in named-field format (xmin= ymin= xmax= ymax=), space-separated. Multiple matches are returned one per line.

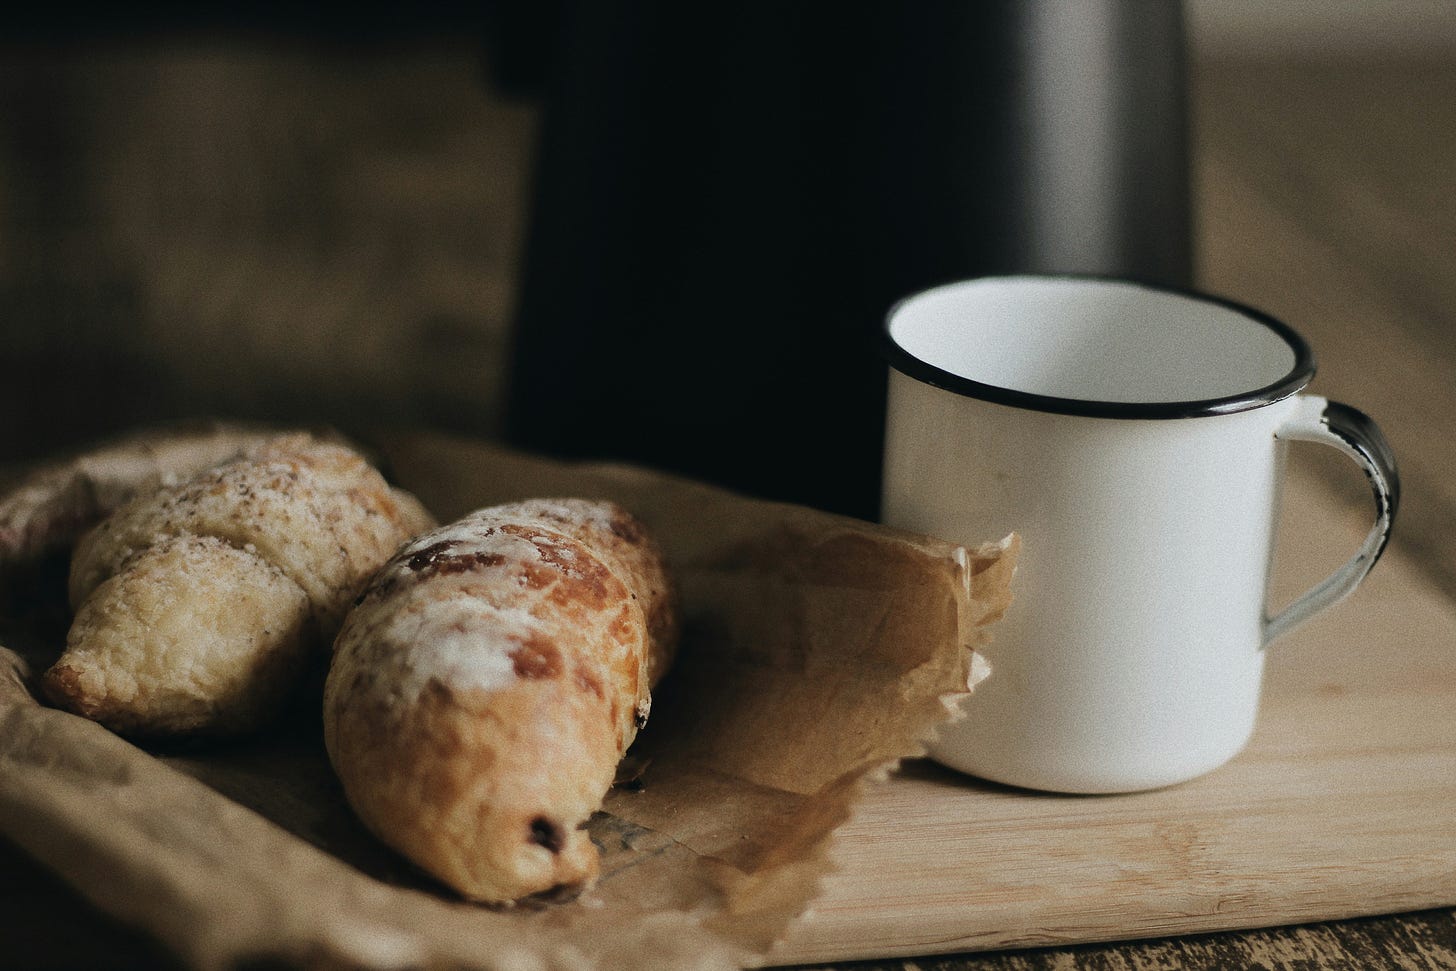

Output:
xmin=766 ymin=468 xmax=1456 ymax=965
xmin=2 ymin=43 xmax=1455 ymax=971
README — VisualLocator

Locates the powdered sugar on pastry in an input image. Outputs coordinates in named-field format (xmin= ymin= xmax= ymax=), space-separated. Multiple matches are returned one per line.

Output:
xmin=42 ymin=433 xmax=436 ymax=737
xmin=323 ymin=498 xmax=678 ymax=905
xmin=374 ymin=599 xmax=549 ymax=701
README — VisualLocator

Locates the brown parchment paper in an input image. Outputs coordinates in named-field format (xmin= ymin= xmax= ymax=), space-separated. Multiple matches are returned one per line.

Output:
xmin=0 ymin=428 xmax=1016 ymax=971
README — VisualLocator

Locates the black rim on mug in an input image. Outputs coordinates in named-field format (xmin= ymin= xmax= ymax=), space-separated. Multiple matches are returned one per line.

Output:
xmin=880 ymin=274 xmax=1318 ymax=421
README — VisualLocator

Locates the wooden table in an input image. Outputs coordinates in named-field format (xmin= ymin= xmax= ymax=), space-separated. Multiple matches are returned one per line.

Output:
xmin=2 ymin=49 xmax=1455 ymax=970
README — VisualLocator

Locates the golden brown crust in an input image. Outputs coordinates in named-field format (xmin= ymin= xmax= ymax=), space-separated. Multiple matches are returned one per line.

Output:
xmin=43 ymin=534 xmax=313 ymax=735
xmin=69 ymin=434 xmax=435 ymax=635
xmin=45 ymin=434 xmax=435 ymax=737
xmin=0 ymin=422 xmax=282 ymax=566
xmin=323 ymin=498 xmax=678 ymax=904
xmin=481 ymin=498 xmax=679 ymax=687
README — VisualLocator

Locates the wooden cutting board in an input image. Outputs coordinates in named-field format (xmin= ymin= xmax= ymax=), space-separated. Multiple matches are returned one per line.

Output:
xmin=771 ymin=468 xmax=1456 ymax=964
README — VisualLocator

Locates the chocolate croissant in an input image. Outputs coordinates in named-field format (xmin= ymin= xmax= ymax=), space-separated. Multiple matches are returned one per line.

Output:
xmin=323 ymin=498 xmax=678 ymax=904
xmin=42 ymin=434 xmax=435 ymax=736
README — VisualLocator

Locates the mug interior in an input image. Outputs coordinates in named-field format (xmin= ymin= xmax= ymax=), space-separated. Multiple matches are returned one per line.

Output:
xmin=885 ymin=277 xmax=1314 ymax=417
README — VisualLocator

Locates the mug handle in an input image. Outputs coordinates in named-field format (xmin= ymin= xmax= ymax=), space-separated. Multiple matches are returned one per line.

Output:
xmin=1264 ymin=395 xmax=1401 ymax=646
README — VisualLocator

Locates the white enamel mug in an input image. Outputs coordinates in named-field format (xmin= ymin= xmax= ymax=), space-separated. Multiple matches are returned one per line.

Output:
xmin=880 ymin=276 xmax=1399 ymax=793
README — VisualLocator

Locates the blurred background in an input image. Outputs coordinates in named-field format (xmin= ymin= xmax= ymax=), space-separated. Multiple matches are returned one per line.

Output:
xmin=1 ymin=0 xmax=1453 ymax=589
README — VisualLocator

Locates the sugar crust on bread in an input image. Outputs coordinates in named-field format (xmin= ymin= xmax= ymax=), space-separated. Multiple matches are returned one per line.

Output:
xmin=43 ymin=434 xmax=435 ymax=735
xmin=323 ymin=498 xmax=678 ymax=904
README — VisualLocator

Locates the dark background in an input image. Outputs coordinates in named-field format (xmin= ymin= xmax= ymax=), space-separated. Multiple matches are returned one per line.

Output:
xmin=0 ymin=2 xmax=1192 ymax=521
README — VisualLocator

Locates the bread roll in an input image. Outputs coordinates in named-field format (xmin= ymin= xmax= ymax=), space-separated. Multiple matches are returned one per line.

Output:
xmin=0 ymin=421 xmax=280 ymax=567
xmin=323 ymin=498 xmax=678 ymax=904
xmin=42 ymin=434 xmax=435 ymax=736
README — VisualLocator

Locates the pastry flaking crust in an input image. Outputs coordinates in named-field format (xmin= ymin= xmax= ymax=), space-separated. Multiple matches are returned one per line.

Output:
xmin=323 ymin=498 xmax=679 ymax=904
xmin=42 ymin=434 xmax=435 ymax=736
xmin=48 ymin=534 xmax=313 ymax=735
xmin=0 ymin=421 xmax=283 ymax=566
xmin=68 ymin=435 xmax=434 ymax=633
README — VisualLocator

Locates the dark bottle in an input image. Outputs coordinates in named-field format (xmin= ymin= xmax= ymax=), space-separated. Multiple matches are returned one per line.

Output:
xmin=498 ymin=1 xmax=1191 ymax=519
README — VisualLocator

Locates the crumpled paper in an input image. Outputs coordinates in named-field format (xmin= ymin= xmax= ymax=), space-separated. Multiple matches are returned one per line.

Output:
xmin=0 ymin=427 xmax=1016 ymax=970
